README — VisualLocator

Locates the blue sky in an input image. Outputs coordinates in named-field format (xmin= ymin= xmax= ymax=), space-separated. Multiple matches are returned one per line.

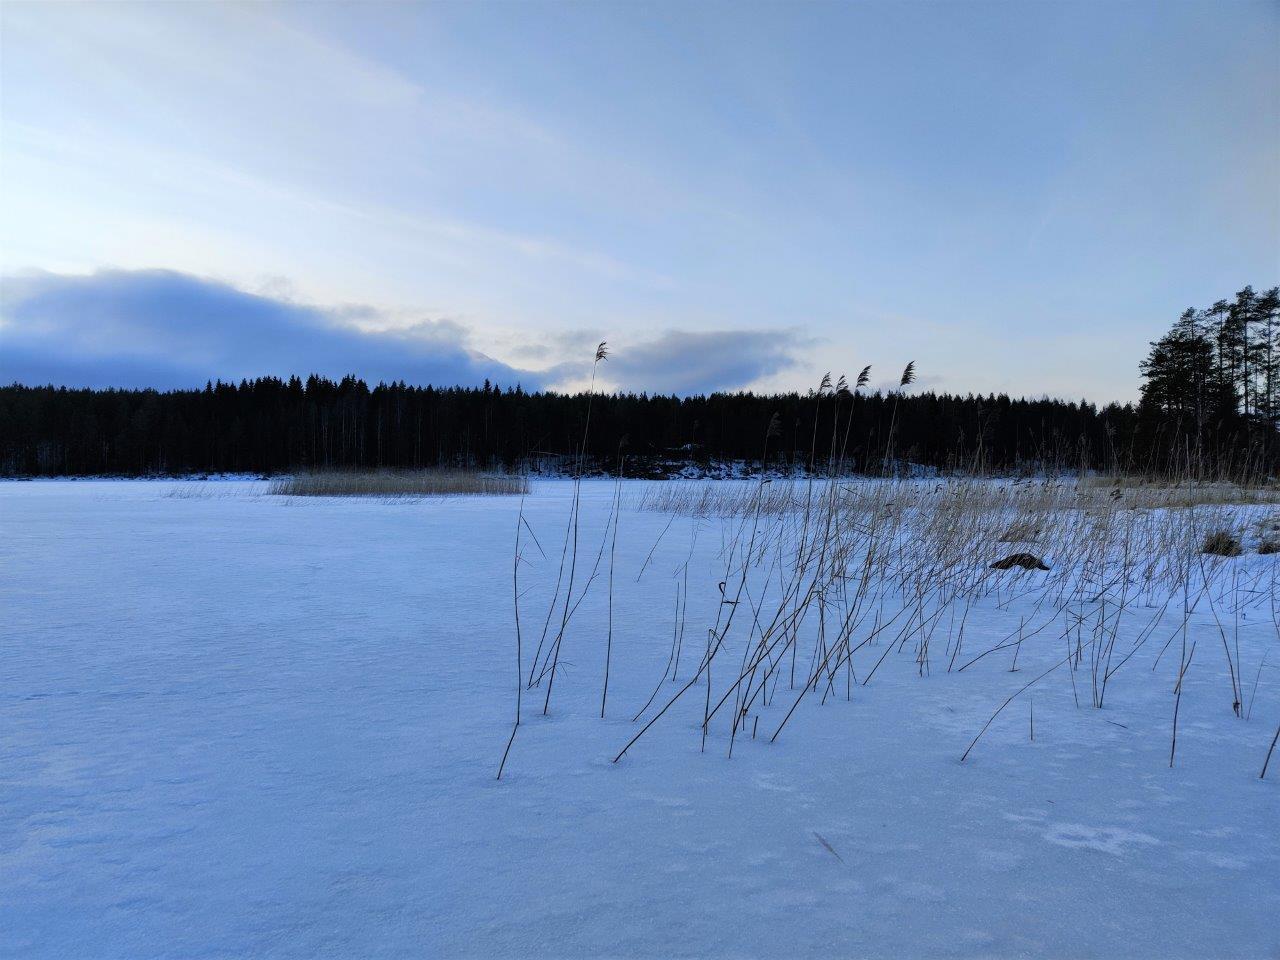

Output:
xmin=1 ymin=1 xmax=1276 ymax=399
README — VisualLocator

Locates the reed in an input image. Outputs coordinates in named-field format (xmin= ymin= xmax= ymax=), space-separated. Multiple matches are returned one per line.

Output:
xmin=498 ymin=369 xmax=1277 ymax=781
xmin=271 ymin=469 xmax=527 ymax=498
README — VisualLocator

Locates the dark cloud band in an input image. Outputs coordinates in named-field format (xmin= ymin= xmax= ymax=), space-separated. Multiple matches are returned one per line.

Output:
xmin=1 ymin=269 xmax=805 ymax=395
xmin=0 ymin=269 xmax=538 ymax=390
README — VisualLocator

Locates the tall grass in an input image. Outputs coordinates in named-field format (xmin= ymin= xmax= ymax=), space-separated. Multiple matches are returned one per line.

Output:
xmin=499 ymin=342 xmax=610 ymax=778
xmin=498 ymin=369 xmax=1279 ymax=781
xmin=271 ymin=469 xmax=528 ymax=498
xmin=633 ymin=471 xmax=1276 ymax=768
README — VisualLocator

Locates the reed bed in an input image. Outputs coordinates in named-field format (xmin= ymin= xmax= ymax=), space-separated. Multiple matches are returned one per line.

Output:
xmin=271 ymin=469 xmax=528 ymax=499
xmin=508 ymin=470 xmax=1279 ymax=777
xmin=501 ymin=363 xmax=1278 ymax=780
xmin=639 ymin=475 xmax=1280 ymax=518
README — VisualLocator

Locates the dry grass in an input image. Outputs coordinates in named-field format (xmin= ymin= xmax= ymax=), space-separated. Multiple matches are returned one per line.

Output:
xmin=997 ymin=519 xmax=1041 ymax=543
xmin=637 ymin=479 xmax=807 ymax=517
xmin=1078 ymin=475 xmax=1280 ymax=508
xmin=640 ymin=475 xmax=1280 ymax=518
xmin=1201 ymin=529 xmax=1243 ymax=557
xmin=162 ymin=483 xmax=251 ymax=500
xmin=499 ymin=362 xmax=1278 ymax=778
xmin=574 ymin=469 xmax=1276 ymax=770
xmin=270 ymin=469 xmax=528 ymax=499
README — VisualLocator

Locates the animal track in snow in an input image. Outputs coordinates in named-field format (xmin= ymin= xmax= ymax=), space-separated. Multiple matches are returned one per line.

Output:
xmin=1043 ymin=823 xmax=1159 ymax=855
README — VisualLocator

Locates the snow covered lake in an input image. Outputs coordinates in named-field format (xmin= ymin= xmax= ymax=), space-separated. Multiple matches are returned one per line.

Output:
xmin=3 ymin=479 xmax=1277 ymax=958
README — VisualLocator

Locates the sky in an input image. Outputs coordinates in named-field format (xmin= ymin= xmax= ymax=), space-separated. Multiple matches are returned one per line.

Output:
xmin=1 ymin=0 xmax=1276 ymax=401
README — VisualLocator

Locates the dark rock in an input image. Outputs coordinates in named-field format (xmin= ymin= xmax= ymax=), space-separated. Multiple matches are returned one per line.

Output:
xmin=991 ymin=552 xmax=1050 ymax=571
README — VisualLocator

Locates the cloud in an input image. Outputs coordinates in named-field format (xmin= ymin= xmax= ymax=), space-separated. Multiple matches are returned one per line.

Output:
xmin=0 ymin=268 xmax=809 ymax=396
xmin=601 ymin=329 xmax=807 ymax=395
xmin=0 ymin=269 xmax=541 ymax=390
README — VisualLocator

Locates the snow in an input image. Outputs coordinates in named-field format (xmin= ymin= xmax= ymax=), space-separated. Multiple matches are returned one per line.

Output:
xmin=2 ymin=479 xmax=1277 ymax=958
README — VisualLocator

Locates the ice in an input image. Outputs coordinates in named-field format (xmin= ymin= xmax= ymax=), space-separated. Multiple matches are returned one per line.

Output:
xmin=2 ymin=479 xmax=1277 ymax=958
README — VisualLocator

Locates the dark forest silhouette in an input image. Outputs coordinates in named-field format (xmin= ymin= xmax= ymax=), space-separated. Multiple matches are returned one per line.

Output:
xmin=3 ymin=285 xmax=1275 ymax=478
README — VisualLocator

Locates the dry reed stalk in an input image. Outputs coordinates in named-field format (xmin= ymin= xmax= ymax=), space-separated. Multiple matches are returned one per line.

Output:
xmin=272 ymin=469 xmax=528 ymax=498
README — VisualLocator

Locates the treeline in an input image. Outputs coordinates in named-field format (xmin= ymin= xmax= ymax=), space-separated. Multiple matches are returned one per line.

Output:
xmin=1137 ymin=284 xmax=1279 ymax=473
xmin=2 ymin=375 xmax=1136 ymax=477
xmin=3 ymin=284 xmax=1275 ymax=478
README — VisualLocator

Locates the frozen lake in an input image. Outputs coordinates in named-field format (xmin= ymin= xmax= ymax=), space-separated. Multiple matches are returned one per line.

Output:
xmin=2 ymin=479 xmax=1277 ymax=958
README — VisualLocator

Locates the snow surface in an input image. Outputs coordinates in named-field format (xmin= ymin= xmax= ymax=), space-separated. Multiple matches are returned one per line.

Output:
xmin=2 ymin=479 xmax=1277 ymax=959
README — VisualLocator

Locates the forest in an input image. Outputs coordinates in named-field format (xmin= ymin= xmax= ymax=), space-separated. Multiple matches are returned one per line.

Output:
xmin=1136 ymin=284 xmax=1279 ymax=473
xmin=1 ymin=285 xmax=1275 ymax=478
